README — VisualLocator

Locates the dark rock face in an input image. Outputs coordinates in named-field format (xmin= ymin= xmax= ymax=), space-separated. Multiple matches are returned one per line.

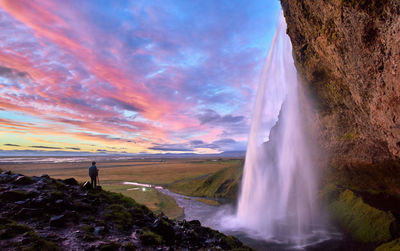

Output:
xmin=0 ymin=170 xmax=250 ymax=250
xmin=281 ymin=0 xmax=400 ymax=166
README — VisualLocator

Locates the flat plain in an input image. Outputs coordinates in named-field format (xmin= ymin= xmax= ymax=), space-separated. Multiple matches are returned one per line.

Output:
xmin=0 ymin=157 xmax=243 ymax=218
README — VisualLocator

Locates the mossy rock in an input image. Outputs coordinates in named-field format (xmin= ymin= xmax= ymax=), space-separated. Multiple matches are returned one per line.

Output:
xmin=220 ymin=235 xmax=244 ymax=250
xmin=22 ymin=238 xmax=59 ymax=251
xmin=18 ymin=230 xmax=59 ymax=251
xmin=0 ymin=220 xmax=32 ymax=239
xmin=123 ymin=242 xmax=136 ymax=251
xmin=328 ymin=189 xmax=395 ymax=242
xmin=375 ymin=238 xmax=400 ymax=251
xmin=104 ymin=204 xmax=132 ymax=230
xmin=98 ymin=242 xmax=121 ymax=251
xmin=80 ymin=225 xmax=94 ymax=233
xmin=140 ymin=230 xmax=162 ymax=245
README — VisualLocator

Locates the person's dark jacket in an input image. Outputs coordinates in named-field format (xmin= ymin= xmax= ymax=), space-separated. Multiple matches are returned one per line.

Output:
xmin=89 ymin=165 xmax=98 ymax=178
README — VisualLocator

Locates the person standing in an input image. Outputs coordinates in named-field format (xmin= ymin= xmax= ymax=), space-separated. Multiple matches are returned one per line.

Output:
xmin=88 ymin=161 xmax=98 ymax=189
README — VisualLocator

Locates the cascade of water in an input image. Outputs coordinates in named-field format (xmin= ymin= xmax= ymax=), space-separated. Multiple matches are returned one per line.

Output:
xmin=236 ymin=11 xmax=319 ymax=243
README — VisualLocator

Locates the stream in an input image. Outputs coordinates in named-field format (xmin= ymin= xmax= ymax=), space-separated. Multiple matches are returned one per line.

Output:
xmin=123 ymin=182 xmax=342 ymax=250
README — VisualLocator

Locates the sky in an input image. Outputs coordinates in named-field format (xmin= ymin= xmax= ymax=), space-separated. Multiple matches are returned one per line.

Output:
xmin=0 ymin=0 xmax=281 ymax=155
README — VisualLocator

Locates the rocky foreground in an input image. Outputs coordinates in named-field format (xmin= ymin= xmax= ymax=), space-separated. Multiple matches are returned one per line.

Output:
xmin=0 ymin=170 xmax=250 ymax=250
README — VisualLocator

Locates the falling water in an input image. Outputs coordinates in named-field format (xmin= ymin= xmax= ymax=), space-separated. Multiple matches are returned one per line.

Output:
xmin=236 ymin=12 xmax=320 ymax=244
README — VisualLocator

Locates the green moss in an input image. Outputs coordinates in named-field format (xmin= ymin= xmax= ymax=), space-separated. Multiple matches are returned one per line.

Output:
xmin=104 ymin=204 xmax=132 ymax=230
xmin=50 ymin=191 xmax=64 ymax=200
xmin=375 ymin=238 xmax=400 ymax=251
xmin=18 ymin=230 xmax=59 ymax=251
xmin=341 ymin=131 xmax=357 ymax=141
xmin=0 ymin=221 xmax=32 ymax=239
xmin=123 ymin=242 xmax=136 ymax=251
xmin=96 ymin=220 xmax=106 ymax=226
xmin=80 ymin=225 xmax=94 ymax=233
xmin=82 ymin=233 xmax=100 ymax=242
xmin=140 ymin=230 xmax=162 ymax=245
xmin=98 ymin=242 xmax=121 ymax=251
xmin=220 ymin=235 xmax=242 ymax=249
xmin=22 ymin=238 xmax=59 ymax=251
xmin=89 ymin=189 xmax=151 ymax=214
xmin=328 ymin=189 xmax=394 ymax=242
xmin=320 ymin=19 xmax=338 ymax=42
xmin=308 ymin=69 xmax=336 ymax=113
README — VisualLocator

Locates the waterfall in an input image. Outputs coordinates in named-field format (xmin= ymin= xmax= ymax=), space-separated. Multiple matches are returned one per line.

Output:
xmin=236 ymin=12 xmax=319 ymax=243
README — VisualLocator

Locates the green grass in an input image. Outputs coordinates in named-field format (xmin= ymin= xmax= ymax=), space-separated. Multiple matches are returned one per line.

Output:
xmin=0 ymin=158 xmax=235 ymax=185
xmin=168 ymin=160 xmax=243 ymax=200
xmin=102 ymin=183 xmax=183 ymax=219
xmin=195 ymin=198 xmax=220 ymax=206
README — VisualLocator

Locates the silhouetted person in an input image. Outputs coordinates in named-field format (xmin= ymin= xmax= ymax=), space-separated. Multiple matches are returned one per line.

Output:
xmin=89 ymin=161 xmax=98 ymax=189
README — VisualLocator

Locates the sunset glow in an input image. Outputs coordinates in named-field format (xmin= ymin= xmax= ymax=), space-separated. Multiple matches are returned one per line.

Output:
xmin=0 ymin=0 xmax=280 ymax=155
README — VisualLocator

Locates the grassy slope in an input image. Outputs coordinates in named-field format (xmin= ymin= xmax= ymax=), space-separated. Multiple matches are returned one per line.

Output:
xmin=103 ymin=183 xmax=183 ymax=219
xmin=168 ymin=159 xmax=243 ymax=201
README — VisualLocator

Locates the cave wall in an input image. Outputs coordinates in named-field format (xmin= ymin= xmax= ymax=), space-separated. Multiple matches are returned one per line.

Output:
xmin=281 ymin=0 xmax=400 ymax=166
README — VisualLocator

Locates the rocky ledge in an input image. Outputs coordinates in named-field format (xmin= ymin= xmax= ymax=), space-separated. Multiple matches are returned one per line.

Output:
xmin=0 ymin=170 xmax=250 ymax=251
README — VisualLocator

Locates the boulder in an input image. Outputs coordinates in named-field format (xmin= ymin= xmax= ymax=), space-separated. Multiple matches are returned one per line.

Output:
xmin=82 ymin=181 xmax=92 ymax=190
xmin=94 ymin=226 xmax=106 ymax=236
xmin=50 ymin=214 xmax=67 ymax=227
xmin=13 ymin=176 xmax=34 ymax=185
xmin=64 ymin=178 xmax=78 ymax=186
xmin=151 ymin=218 xmax=175 ymax=242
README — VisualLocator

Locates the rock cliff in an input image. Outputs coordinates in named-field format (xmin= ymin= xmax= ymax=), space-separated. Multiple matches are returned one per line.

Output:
xmin=281 ymin=0 xmax=400 ymax=166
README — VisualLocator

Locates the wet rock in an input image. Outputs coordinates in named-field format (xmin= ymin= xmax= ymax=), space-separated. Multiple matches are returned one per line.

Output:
xmin=50 ymin=214 xmax=67 ymax=227
xmin=188 ymin=220 xmax=201 ymax=227
xmin=1 ymin=190 xmax=28 ymax=201
xmin=31 ymin=195 xmax=49 ymax=207
xmin=0 ymin=173 xmax=20 ymax=184
xmin=151 ymin=218 xmax=175 ymax=243
xmin=82 ymin=181 xmax=92 ymax=190
xmin=64 ymin=177 xmax=78 ymax=186
xmin=0 ymin=174 xmax=11 ymax=184
xmin=12 ymin=175 xmax=34 ymax=185
xmin=94 ymin=226 xmax=106 ymax=236
xmin=40 ymin=174 xmax=50 ymax=180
